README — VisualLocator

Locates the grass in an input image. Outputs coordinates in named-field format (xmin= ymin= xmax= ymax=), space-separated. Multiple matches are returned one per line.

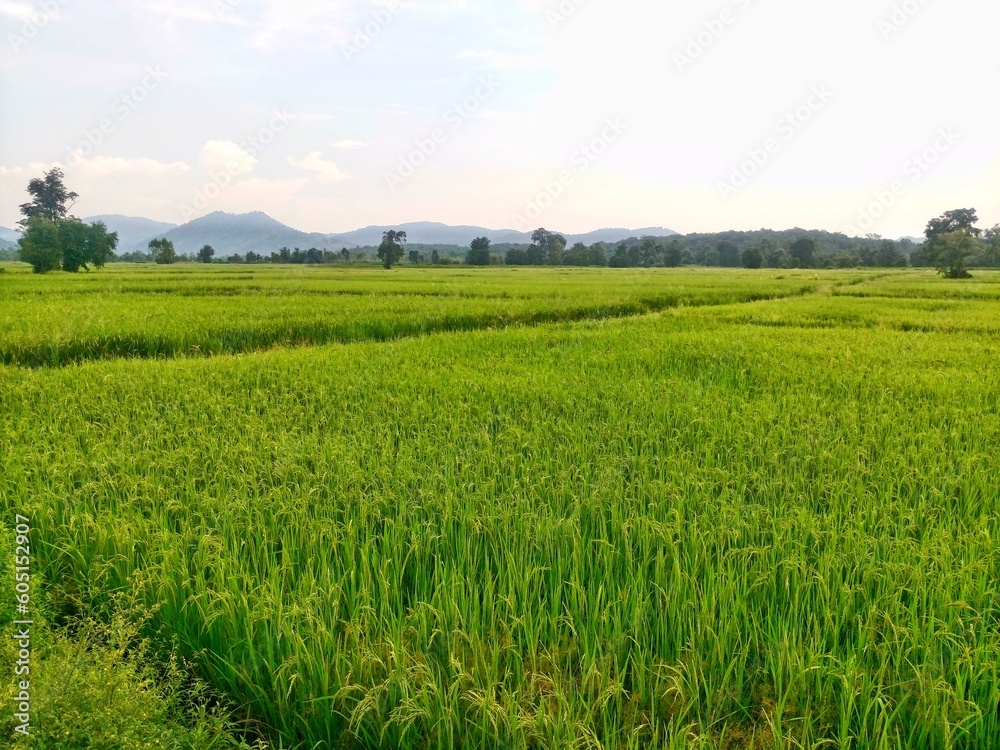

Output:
xmin=1 ymin=265 xmax=998 ymax=748
xmin=0 ymin=265 xmax=865 ymax=367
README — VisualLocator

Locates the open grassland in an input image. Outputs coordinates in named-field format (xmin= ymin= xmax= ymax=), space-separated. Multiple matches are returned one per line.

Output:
xmin=1 ymin=266 xmax=999 ymax=748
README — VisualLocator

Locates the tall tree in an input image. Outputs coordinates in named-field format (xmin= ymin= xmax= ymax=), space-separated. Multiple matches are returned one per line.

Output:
xmin=18 ymin=168 xmax=78 ymax=226
xmin=466 ymin=237 xmax=492 ymax=266
xmin=925 ymin=208 xmax=981 ymax=240
xmin=924 ymin=208 xmax=982 ymax=278
xmin=16 ymin=217 xmax=63 ymax=273
xmin=198 ymin=245 xmax=215 ymax=263
xmin=377 ymin=230 xmax=407 ymax=269
xmin=149 ymin=238 xmax=177 ymax=265
xmin=59 ymin=219 xmax=117 ymax=272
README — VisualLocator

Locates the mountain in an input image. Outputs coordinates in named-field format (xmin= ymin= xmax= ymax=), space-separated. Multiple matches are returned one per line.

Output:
xmin=146 ymin=211 xmax=335 ymax=257
xmin=327 ymin=222 xmax=677 ymax=248
xmin=99 ymin=212 xmax=678 ymax=257
xmin=0 ymin=226 xmax=19 ymax=249
xmin=84 ymin=215 xmax=178 ymax=251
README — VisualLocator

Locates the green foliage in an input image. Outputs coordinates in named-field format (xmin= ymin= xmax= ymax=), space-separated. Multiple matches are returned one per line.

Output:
xmin=198 ymin=245 xmax=216 ymax=263
xmin=0 ymin=526 xmax=261 ymax=750
xmin=741 ymin=244 xmax=764 ymax=269
xmin=17 ymin=217 xmax=118 ymax=274
xmin=927 ymin=231 xmax=982 ymax=279
xmin=17 ymin=168 xmax=78 ymax=226
xmin=466 ymin=236 xmax=492 ymax=266
xmin=16 ymin=216 xmax=63 ymax=273
xmin=377 ymin=230 xmax=407 ymax=269
xmin=149 ymin=238 xmax=178 ymax=265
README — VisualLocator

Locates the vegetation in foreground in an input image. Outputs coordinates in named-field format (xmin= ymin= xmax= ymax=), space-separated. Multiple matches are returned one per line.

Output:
xmin=1 ymin=266 xmax=999 ymax=748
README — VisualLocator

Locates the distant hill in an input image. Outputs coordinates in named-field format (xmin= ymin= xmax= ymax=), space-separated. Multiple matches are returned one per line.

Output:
xmin=84 ymin=215 xmax=178 ymax=251
xmin=96 ymin=211 xmax=679 ymax=256
xmin=0 ymin=226 xmax=19 ymax=249
xmin=147 ymin=212 xmax=334 ymax=257
xmin=326 ymin=222 xmax=677 ymax=248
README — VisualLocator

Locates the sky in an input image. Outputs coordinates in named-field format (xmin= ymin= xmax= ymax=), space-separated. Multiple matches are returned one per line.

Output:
xmin=0 ymin=0 xmax=997 ymax=237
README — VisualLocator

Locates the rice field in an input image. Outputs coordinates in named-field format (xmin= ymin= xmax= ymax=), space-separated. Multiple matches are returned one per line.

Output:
xmin=1 ymin=265 xmax=999 ymax=748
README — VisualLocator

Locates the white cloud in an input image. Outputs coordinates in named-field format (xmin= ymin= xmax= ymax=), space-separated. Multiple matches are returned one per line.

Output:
xmin=288 ymin=151 xmax=352 ymax=182
xmin=68 ymin=156 xmax=190 ymax=177
xmin=333 ymin=140 xmax=365 ymax=149
xmin=199 ymin=140 xmax=257 ymax=175
xmin=0 ymin=1 xmax=34 ymax=21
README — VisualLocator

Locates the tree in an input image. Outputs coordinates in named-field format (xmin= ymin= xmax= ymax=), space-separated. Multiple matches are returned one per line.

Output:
xmin=528 ymin=228 xmax=566 ymax=266
xmin=377 ymin=230 xmax=407 ymax=269
xmin=662 ymin=239 xmax=683 ymax=268
xmin=589 ymin=242 xmax=608 ymax=267
xmin=18 ymin=168 xmax=78 ymax=227
xmin=640 ymin=238 xmax=661 ymax=267
xmin=149 ymin=238 xmax=177 ymax=265
xmin=925 ymin=208 xmax=982 ymax=278
xmin=466 ymin=237 xmax=492 ymax=266
xmin=431 ymin=249 xmax=441 ymax=265
xmin=742 ymin=245 xmax=764 ymax=269
xmin=16 ymin=216 xmax=62 ymax=273
xmin=874 ymin=239 xmax=907 ymax=268
xmin=17 ymin=214 xmax=117 ymax=275
xmin=789 ymin=237 xmax=817 ymax=268
xmin=505 ymin=247 xmax=529 ymax=266
xmin=564 ymin=242 xmax=590 ymax=266
xmin=928 ymin=232 xmax=982 ymax=279
xmin=925 ymin=208 xmax=981 ymax=240
xmin=717 ymin=241 xmax=740 ymax=268
xmin=408 ymin=249 xmax=424 ymax=264
xmin=198 ymin=245 xmax=215 ymax=263
xmin=609 ymin=243 xmax=630 ymax=268
xmin=58 ymin=219 xmax=117 ymax=272
xmin=975 ymin=225 xmax=1000 ymax=267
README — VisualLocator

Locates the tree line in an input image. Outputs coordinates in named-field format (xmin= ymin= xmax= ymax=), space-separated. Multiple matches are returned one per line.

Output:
xmin=9 ymin=169 xmax=999 ymax=279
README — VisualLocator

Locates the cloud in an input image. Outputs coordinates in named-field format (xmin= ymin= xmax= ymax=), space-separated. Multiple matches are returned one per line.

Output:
xmin=333 ymin=140 xmax=365 ymax=149
xmin=199 ymin=140 xmax=257 ymax=175
xmin=0 ymin=1 xmax=36 ymax=22
xmin=126 ymin=0 xmax=250 ymax=25
xmin=288 ymin=151 xmax=352 ymax=182
xmin=68 ymin=156 xmax=191 ymax=177
xmin=2 ymin=157 xmax=189 ymax=180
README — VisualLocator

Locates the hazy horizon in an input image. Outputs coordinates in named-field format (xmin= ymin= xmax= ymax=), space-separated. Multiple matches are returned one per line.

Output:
xmin=2 ymin=0 xmax=997 ymax=238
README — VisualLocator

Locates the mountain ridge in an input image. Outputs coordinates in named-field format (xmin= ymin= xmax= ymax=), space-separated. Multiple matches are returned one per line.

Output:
xmin=93 ymin=211 xmax=680 ymax=256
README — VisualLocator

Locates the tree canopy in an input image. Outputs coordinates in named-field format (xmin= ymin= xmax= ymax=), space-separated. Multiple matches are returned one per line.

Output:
xmin=18 ymin=168 xmax=78 ymax=226
xmin=16 ymin=170 xmax=117 ymax=273
xmin=377 ymin=230 xmax=407 ymax=269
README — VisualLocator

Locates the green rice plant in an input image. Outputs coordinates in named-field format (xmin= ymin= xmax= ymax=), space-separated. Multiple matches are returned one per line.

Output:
xmin=0 ymin=267 xmax=998 ymax=748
